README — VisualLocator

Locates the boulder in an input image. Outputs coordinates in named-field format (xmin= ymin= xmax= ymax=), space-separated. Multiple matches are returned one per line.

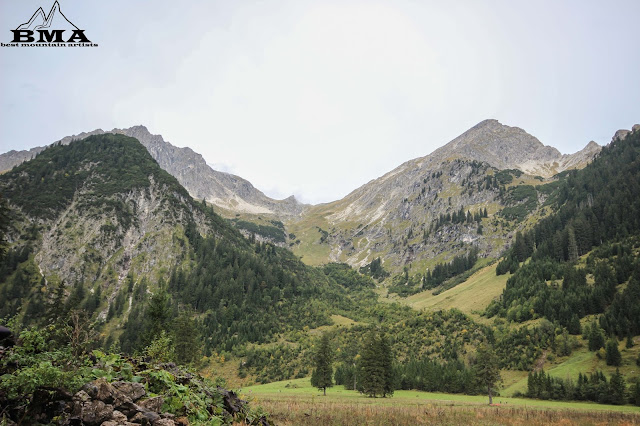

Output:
xmin=117 ymin=401 xmax=145 ymax=418
xmin=217 ymin=387 xmax=246 ymax=416
xmin=152 ymin=419 xmax=176 ymax=426
xmin=138 ymin=396 xmax=164 ymax=413
xmin=111 ymin=410 xmax=128 ymax=422
xmin=131 ymin=410 xmax=161 ymax=425
xmin=112 ymin=381 xmax=146 ymax=402
xmin=83 ymin=378 xmax=133 ymax=408
xmin=71 ymin=397 xmax=114 ymax=426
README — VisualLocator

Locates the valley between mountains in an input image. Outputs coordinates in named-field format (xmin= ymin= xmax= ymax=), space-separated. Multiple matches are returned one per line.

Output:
xmin=1 ymin=119 xmax=640 ymax=424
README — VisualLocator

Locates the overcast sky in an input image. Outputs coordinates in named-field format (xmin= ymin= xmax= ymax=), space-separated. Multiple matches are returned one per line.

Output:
xmin=1 ymin=1 xmax=639 ymax=204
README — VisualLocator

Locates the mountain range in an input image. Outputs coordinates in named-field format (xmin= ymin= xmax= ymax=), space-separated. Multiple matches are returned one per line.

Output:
xmin=1 ymin=119 xmax=640 ymax=395
xmin=2 ymin=120 xmax=637 ymax=279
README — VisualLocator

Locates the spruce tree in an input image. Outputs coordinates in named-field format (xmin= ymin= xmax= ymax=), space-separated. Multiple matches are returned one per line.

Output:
xmin=360 ymin=332 xmax=384 ymax=397
xmin=174 ymin=306 xmax=201 ymax=365
xmin=474 ymin=343 xmax=502 ymax=405
xmin=609 ymin=368 xmax=626 ymax=405
xmin=311 ymin=333 xmax=333 ymax=396
xmin=605 ymin=339 xmax=622 ymax=366
xmin=142 ymin=287 xmax=171 ymax=348
xmin=588 ymin=322 xmax=605 ymax=351
xmin=360 ymin=331 xmax=395 ymax=398
xmin=379 ymin=333 xmax=395 ymax=397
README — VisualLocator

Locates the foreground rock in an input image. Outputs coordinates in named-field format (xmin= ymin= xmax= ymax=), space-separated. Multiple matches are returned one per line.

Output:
xmin=0 ymin=372 xmax=269 ymax=425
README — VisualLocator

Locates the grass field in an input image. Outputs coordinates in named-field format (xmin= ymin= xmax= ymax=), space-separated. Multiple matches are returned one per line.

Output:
xmin=242 ymin=378 xmax=640 ymax=425
xmin=402 ymin=263 xmax=510 ymax=319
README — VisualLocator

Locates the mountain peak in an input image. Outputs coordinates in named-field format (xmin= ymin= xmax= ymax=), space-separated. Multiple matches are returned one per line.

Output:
xmin=584 ymin=141 xmax=601 ymax=151
xmin=430 ymin=119 xmax=557 ymax=172
xmin=472 ymin=118 xmax=502 ymax=129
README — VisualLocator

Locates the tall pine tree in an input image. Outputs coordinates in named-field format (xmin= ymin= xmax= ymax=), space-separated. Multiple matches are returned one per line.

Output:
xmin=360 ymin=331 xmax=395 ymax=398
xmin=473 ymin=343 xmax=502 ymax=405
xmin=311 ymin=333 xmax=333 ymax=396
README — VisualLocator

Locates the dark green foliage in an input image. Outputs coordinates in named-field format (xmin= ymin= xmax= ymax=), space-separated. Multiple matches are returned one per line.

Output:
xmin=491 ymin=130 xmax=640 ymax=338
xmin=0 ymin=194 xmax=9 ymax=261
xmin=311 ymin=333 xmax=333 ymax=395
xmin=0 ymin=324 xmax=92 ymax=400
xmin=489 ymin=250 xmax=634 ymax=331
xmin=587 ymin=322 xmax=606 ymax=351
xmin=0 ymin=255 xmax=41 ymax=320
xmin=174 ymin=306 xmax=202 ymax=365
xmin=610 ymin=369 xmax=627 ymax=405
xmin=500 ymin=185 xmax=538 ymax=222
xmin=166 ymin=238 xmax=344 ymax=353
xmin=359 ymin=257 xmax=389 ymax=281
xmin=393 ymin=359 xmax=479 ymax=394
xmin=359 ymin=331 xmax=394 ymax=397
xmin=605 ymin=339 xmax=622 ymax=366
xmin=473 ymin=343 xmax=502 ymax=404
xmin=633 ymin=382 xmax=640 ymax=406
xmin=388 ymin=248 xmax=478 ymax=297
xmin=0 ymin=323 xmax=269 ymax=425
xmin=0 ymin=134 xmax=188 ymax=220
xmin=493 ymin=320 xmax=556 ymax=370
xmin=600 ymin=262 xmax=640 ymax=338
xmin=322 ymin=263 xmax=375 ymax=289
xmin=142 ymin=287 xmax=172 ymax=348
xmin=527 ymin=369 xmax=628 ymax=405
xmin=231 ymin=219 xmax=286 ymax=243
xmin=432 ymin=208 xmax=487 ymax=232
xmin=494 ymin=169 xmax=522 ymax=185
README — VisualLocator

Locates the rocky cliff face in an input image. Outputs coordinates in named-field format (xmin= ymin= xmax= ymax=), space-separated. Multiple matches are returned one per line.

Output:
xmin=0 ymin=126 xmax=306 ymax=218
xmin=0 ymin=135 xmax=213 ymax=319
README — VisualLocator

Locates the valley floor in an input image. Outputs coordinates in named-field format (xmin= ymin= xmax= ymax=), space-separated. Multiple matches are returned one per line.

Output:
xmin=242 ymin=378 xmax=640 ymax=425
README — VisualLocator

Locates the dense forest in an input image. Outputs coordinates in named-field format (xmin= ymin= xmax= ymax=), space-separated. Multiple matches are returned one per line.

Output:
xmin=488 ymin=130 xmax=640 ymax=340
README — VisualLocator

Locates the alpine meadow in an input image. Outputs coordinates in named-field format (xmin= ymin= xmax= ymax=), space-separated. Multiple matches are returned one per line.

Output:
xmin=2 ymin=2 xmax=640 ymax=425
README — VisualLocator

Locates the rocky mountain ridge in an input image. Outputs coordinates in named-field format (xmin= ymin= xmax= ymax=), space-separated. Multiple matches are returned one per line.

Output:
xmin=0 ymin=126 xmax=306 ymax=218
xmin=3 ymin=120 xmax=636 ymax=277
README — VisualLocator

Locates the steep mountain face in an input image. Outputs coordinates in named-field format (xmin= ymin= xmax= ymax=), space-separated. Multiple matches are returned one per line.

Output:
xmin=0 ymin=134 xmax=216 ymax=319
xmin=0 ymin=126 xmax=306 ymax=218
xmin=287 ymin=120 xmax=607 ymax=275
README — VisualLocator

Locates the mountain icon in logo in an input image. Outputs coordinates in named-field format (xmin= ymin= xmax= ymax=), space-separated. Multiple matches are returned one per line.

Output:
xmin=16 ymin=1 xmax=78 ymax=32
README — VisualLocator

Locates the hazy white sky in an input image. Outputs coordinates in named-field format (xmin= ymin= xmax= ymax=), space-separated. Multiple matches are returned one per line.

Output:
xmin=1 ymin=0 xmax=639 ymax=204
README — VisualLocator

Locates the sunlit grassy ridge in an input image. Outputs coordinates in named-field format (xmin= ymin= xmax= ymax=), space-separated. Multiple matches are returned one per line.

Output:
xmin=402 ymin=262 xmax=509 ymax=318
